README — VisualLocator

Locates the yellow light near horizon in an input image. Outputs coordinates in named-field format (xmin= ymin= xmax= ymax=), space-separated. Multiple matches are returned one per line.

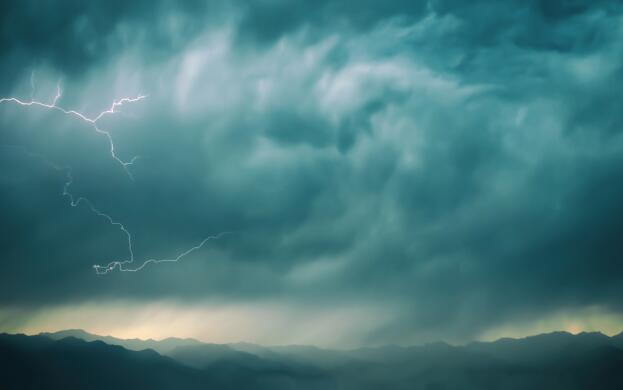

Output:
xmin=566 ymin=323 xmax=582 ymax=335
xmin=2 ymin=300 xmax=391 ymax=348
xmin=479 ymin=307 xmax=623 ymax=341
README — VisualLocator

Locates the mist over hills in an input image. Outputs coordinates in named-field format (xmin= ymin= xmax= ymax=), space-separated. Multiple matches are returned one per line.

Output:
xmin=40 ymin=329 xmax=203 ymax=355
xmin=2 ymin=329 xmax=622 ymax=389
xmin=0 ymin=333 xmax=330 ymax=390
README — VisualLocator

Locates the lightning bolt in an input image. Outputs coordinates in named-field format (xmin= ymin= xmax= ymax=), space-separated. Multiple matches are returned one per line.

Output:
xmin=62 ymin=169 xmax=230 ymax=275
xmin=0 ymin=81 xmax=146 ymax=179
xmin=1 ymin=80 xmax=228 ymax=274
xmin=93 ymin=232 xmax=230 ymax=275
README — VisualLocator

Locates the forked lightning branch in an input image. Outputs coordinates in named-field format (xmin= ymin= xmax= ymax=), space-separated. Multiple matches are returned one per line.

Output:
xmin=0 ymin=79 xmax=226 ymax=274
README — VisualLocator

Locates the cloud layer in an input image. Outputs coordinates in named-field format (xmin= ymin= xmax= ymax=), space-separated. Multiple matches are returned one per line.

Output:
xmin=1 ymin=0 xmax=622 ymax=345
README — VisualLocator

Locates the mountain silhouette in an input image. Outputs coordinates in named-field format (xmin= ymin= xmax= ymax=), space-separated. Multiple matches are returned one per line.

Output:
xmin=40 ymin=329 xmax=202 ymax=354
xmin=0 ymin=333 xmax=331 ymax=390
xmin=1 ymin=330 xmax=622 ymax=389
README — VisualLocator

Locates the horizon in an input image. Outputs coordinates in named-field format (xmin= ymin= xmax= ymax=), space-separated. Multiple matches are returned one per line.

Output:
xmin=8 ymin=326 xmax=623 ymax=350
xmin=3 ymin=299 xmax=623 ymax=348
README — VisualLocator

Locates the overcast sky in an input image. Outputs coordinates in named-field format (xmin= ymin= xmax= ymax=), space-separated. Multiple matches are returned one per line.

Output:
xmin=1 ymin=0 xmax=622 ymax=347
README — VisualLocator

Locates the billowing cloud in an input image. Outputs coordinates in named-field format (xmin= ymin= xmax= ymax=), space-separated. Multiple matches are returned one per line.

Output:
xmin=1 ymin=0 xmax=622 ymax=345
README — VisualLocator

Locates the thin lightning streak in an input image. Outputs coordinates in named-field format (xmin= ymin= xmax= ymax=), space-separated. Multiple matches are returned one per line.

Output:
xmin=0 ymin=147 xmax=134 ymax=272
xmin=93 ymin=232 xmax=231 ymax=275
xmin=1 ymin=84 xmax=228 ymax=275
xmin=61 ymin=165 xmax=230 ymax=274
xmin=0 ymin=83 xmax=146 ymax=179
xmin=52 ymin=81 xmax=62 ymax=107
xmin=6 ymin=152 xmax=228 ymax=274
xmin=61 ymin=169 xmax=135 ymax=273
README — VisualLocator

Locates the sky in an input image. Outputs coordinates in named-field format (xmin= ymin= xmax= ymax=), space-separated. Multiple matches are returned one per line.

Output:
xmin=1 ymin=0 xmax=623 ymax=348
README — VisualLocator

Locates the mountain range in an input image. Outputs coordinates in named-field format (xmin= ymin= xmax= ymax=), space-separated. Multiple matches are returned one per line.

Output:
xmin=1 ymin=329 xmax=622 ymax=389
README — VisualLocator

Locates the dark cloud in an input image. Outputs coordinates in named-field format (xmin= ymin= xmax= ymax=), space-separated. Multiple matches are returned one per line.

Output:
xmin=1 ymin=0 xmax=623 ymax=344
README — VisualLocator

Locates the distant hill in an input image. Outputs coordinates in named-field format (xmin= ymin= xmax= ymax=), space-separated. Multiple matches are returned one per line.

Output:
xmin=41 ymin=329 xmax=360 ymax=369
xmin=0 ymin=333 xmax=332 ymax=390
xmin=40 ymin=329 xmax=202 ymax=354
xmin=0 ymin=333 xmax=208 ymax=390
xmin=2 ymin=329 xmax=619 ymax=389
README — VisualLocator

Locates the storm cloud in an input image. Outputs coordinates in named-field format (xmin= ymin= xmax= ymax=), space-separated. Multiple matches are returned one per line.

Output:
xmin=1 ymin=0 xmax=623 ymax=346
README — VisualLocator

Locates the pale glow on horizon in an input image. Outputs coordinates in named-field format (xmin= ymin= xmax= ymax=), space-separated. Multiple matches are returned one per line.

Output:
xmin=479 ymin=306 xmax=623 ymax=342
xmin=0 ymin=300 xmax=392 ymax=348
xmin=2 ymin=301 xmax=622 ymax=348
